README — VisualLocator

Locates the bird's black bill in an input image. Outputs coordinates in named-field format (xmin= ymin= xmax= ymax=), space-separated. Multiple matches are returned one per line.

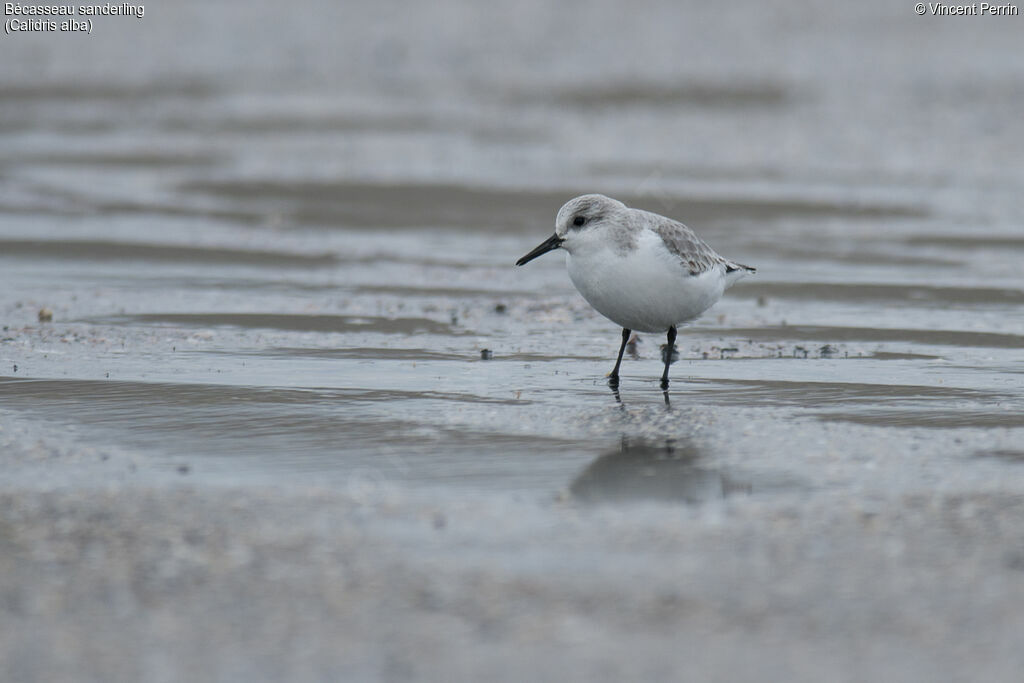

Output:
xmin=515 ymin=234 xmax=564 ymax=266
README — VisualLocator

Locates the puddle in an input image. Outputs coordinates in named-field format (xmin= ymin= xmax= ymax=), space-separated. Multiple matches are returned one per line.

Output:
xmin=905 ymin=236 xmax=1024 ymax=250
xmin=0 ymin=239 xmax=337 ymax=267
xmin=507 ymin=79 xmax=794 ymax=108
xmin=975 ymin=450 xmax=1024 ymax=462
xmin=82 ymin=313 xmax=467 ymax=336
xmin=0 ymin=376 xmax=592 ymax=491
xmin=734 ymin=282 xmax=1024 ymax=306
xmin=687 ymin=378 xmax=1008 ymax=407
xmin=818 ymin=411 xmax=1024 ymax=429
xmin=0 ymin=80 xmax=218 ymax=103
xmin=176 ymin=179 xmax=928 ymax=231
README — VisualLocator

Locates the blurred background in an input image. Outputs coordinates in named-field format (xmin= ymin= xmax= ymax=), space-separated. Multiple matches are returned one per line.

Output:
xmin=2 ymin=1 xmax=1024 ymax=680
xmin=5 ymin=1 xmax=1022 ymax=214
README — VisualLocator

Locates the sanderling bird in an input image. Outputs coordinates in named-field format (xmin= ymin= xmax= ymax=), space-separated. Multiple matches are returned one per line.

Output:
xmin=516 ymin=194 xmax=754 ymax=389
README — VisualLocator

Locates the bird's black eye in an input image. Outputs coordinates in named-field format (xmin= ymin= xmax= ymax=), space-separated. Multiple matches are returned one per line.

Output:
xmin=572 ymin=216 xmax=586 ymax=227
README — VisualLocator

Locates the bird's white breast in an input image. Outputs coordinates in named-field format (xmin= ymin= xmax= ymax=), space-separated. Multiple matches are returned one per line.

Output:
xmin=565 ymin=229 xmax=727 ymax=333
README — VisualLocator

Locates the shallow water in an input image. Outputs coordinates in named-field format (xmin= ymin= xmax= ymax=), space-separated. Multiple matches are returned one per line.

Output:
xmin=1 ymin=0 xmax=1022 ymax=505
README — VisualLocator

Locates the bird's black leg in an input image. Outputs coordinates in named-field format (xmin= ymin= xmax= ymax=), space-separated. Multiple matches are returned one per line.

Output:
xmin=608 ymin=328 xmax=631 ymax=386
xmin=660 ymin=325 xmax=677 ymax=390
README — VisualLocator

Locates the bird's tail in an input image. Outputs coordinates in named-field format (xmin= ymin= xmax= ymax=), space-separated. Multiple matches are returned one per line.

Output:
xmin=725 ymin=261 xmax=756 ymax=274
xmin=723 ymin=261 xmax=755 ymax=289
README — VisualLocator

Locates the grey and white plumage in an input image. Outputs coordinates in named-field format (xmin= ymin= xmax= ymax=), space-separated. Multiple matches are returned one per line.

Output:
xmin=516 ymin=193 xmax=755 ymax=386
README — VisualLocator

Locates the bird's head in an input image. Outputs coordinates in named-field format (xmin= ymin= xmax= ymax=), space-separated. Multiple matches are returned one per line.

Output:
xmin=516 ymin=194 xmax=626 ymax=266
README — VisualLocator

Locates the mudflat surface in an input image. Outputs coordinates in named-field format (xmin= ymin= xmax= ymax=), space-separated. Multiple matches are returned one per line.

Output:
xmin=2 ymin=1 xmax=1023 ymax=681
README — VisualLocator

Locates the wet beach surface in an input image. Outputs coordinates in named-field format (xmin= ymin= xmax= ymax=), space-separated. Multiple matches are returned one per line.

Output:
xmin=2 ymin=1 xmax=1024 ymax=680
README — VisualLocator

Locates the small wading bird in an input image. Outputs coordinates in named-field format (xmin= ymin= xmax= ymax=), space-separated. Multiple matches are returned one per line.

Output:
xmin=516 ymin=194 xmax=754 ymax=389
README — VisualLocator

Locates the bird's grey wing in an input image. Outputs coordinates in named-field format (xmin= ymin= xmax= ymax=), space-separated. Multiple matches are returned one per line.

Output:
xmin=636 ymin=210 xmax=724 ymax=276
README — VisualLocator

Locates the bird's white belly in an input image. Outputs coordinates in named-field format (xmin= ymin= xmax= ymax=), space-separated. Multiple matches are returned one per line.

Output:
xmin=565 ymin=240 xmax=726 ymax=333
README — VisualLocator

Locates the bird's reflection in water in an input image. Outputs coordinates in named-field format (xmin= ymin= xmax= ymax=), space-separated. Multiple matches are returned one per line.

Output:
xmin=570 ymin=436 xmax=751 ymax=505
xmin=608 ymin=382 xmax=672 ymax=408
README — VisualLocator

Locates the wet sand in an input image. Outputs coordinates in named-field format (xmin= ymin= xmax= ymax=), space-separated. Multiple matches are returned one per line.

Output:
xmin=3 ymin=0 xmax=1024 ymax=680
xmin=5 ymin=484 xmax=1024 ymax=682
